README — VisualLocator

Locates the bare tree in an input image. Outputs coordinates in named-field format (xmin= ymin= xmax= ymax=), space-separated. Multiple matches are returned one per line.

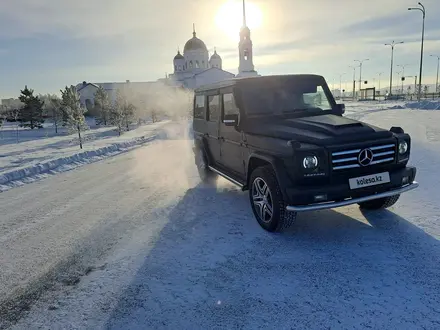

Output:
xmin=110 ymin=89 xmax=137 ymax=135
xmin=42 ymin=94 xmax=63 ymax=133
xmin=61 ymin=86 xmax=88 ymax=149
xmin=11 ymin=108 xmax=21 ymax=143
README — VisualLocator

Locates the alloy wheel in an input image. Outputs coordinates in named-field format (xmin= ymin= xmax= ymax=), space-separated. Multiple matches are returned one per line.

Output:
xmin=252 ymin=177 xmax=273 ymax=223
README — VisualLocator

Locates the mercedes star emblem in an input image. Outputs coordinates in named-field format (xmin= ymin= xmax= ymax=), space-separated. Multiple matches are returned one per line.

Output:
xmin=358 ymin=148 xmax=374 ymax=166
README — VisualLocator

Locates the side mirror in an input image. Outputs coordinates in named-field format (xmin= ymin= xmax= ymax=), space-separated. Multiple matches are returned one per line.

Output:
xmin=223 ymin=114 xmax=239 ymax=126
xmin=335 ymin=103 xmax=345 ymax=115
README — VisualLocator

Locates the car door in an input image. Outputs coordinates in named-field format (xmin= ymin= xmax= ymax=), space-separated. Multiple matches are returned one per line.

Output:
xmin=219 ymin=91 xmax=246 ymax=178
xmin=205 ymin=93 xmax=221 ymax=164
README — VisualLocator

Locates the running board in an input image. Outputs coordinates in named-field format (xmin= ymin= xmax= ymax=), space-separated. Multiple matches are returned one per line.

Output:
xmin=208 ymin=166 xmax=244 ymax=188
xmin=286 ymin=181 xmax=419 ymax=212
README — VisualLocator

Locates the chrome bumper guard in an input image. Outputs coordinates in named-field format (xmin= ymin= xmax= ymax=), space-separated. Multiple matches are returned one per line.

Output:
xmin=286 ymin=181 xmax=419 ymax=212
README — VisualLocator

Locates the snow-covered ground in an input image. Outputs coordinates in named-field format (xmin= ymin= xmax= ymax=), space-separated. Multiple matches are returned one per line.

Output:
xmin=1 ymin=101 xmax=440 ymax=329
xmin=0 ymin=119 xmax=169 ymax=191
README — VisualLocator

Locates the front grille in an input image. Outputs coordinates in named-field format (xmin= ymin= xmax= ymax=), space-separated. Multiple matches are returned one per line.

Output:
xmin=331 ymin=143 xmax=396 ymax=171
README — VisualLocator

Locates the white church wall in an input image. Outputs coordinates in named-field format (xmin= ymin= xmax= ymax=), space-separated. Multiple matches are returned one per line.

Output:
xmin=184 ymin=50 xmax=210 ymax=71
xmin=194 ymin=68 xmax=235 ymax=89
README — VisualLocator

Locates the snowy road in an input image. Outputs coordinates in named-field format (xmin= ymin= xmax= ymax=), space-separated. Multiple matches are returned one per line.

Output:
xmin=1 ymin=110 xmax=440 ymax=329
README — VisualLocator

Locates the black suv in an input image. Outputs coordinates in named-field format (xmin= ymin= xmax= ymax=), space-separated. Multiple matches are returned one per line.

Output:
xmin=192 ymin=74 xmax=418 ymax=232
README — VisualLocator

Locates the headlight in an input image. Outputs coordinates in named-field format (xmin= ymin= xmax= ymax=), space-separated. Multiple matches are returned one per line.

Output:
xmin=303 ymin=156 xmax=319 ymax=169
xmin=399 ymin=141 xmax=408 ymax=154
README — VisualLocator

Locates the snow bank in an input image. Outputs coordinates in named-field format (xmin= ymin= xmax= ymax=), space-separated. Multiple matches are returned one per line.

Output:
xmin=405 ymin=100 xmax=440 ymax=110
xmin=0 ymin=135 xmax=157 ymax=191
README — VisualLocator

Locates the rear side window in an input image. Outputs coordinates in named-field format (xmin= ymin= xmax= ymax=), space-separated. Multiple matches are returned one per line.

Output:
xmin=194 ymin=95 xmax=205 ymax=119
xmin=223 ymin=93 xmax=239 ymax=115
xmin=208 ymin=95 xmax=220 ymax=122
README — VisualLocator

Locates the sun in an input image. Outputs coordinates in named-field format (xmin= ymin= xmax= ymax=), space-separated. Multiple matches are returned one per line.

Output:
xmin=215 ymin=1 xmax=263 ymax=40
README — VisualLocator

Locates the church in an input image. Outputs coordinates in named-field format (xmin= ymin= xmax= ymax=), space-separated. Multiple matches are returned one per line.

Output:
xmin=76 ymin=0 xmax=258 ymax=109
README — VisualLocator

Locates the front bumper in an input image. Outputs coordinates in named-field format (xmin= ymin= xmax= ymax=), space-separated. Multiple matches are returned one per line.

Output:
xmin=285 ymin=166 xmax=418 ymax=212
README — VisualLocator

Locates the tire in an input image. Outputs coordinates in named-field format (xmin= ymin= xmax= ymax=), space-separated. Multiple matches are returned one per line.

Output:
xmin=194 ymin=147 xmax=216 ymax=184
xmin=249 ymin=165 xmax=296 ymax=232
xmin=358 ymin=194 xmax=400 ymax=210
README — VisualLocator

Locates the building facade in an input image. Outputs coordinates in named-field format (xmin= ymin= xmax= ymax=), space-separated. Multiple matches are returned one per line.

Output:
xmin=76 ymin=0 xmax=258 ymax=108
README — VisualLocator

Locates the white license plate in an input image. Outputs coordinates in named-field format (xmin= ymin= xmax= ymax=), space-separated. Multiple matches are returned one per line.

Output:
xmin=349 ymin=172 xmax=390 ymax=190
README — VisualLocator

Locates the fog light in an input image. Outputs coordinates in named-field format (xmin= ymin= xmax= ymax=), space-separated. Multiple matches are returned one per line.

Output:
xmin=314 ymin=194 xmax=327 ymax=202
xmin=303 ymin=156 xmax=319 ymax=169
xmin=402 ymin=176 xmax=409 ymax=185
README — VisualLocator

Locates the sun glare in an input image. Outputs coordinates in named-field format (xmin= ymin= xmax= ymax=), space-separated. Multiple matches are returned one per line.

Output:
xmin=215 ymin=1 xmax=262 ymax=40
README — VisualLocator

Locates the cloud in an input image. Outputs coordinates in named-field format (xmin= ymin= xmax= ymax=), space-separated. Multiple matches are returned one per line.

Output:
xmin=1 ymin=0 xmax=440 ymax=97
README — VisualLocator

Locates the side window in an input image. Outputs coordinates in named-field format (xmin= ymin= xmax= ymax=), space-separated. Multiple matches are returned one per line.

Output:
xmin=207 ymin=95 xmax=220 ymax=122
xmin=223 ymin=93 xmax=239 ymax=116
xmin=194 ymin=95 xmax=205 ymax=119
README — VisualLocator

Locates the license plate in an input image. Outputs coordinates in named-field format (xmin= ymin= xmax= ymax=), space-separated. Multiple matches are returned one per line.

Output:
xmin=349 ymin=172 xmax=390 ymax=190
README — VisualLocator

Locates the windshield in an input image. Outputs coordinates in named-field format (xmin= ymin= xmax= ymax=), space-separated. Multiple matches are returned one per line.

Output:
xmin=237 ymin=77 xmax=334 ymax=116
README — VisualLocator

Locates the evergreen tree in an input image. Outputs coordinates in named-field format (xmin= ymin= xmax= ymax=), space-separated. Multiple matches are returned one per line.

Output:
xmin=18 ymin=86 xmax=44 ymax=129
xmin=61 ymin=85 xmax=88 ymax=149
xmin=110 ymin=90 xmax=126 ymax=136
xmin=94 ymin=86 xmax=111 ymax=125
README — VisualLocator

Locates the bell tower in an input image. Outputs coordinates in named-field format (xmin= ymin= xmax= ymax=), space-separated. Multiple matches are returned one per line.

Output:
xmin=238 ymin=0 xmax=258 ymax=77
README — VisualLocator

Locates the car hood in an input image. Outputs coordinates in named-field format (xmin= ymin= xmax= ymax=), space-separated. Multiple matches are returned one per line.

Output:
xmin=241 ymin=114 xmax=393 ymax=146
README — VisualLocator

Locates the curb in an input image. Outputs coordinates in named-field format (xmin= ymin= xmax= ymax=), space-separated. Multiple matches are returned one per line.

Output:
xmin=0 ymin=135 xmax=157 ymax=187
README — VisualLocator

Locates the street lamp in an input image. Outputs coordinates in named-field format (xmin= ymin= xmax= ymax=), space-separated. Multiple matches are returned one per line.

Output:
xmin=397 ymin=64 xmax=410 ymax=94
xmin=408 ymin=2 xmax=426 ymax=101
xmin=395 ymin=71 xmax=402 ymax=94
xmin=377 ymin=72 xmax=383 ymax=94
xmin=385 ymin=41 xmax=404 ymax=95
xmin=339 ymin=73 xmax=346 ymax=99
xmin=430 ymin=55 xmax=440 ymax=95
xmin=349 ymin=65 xmax=357 ymax=99
xmin=354 ymin=59 xmax=369 ymax=93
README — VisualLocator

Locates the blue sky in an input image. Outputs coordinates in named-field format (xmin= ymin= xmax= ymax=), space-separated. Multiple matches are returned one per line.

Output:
xmin=1 ymin=0 xmax=440 ymax=98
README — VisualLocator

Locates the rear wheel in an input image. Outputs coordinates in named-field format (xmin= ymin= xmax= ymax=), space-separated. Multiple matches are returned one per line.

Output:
xmin=195 ymin=147 xmax=216 ymax=184
xmin=358 ymin=194 xmax=400 ymax=210
xmin=249 ymin=166 xmax=296 ymax=232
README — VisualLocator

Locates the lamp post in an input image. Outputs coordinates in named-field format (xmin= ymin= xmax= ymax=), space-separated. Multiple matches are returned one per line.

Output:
xmin=414 ymin=76 xmax=418 ymax=98
xmin=430 ymin=55 xmax=440 ymax=95
xmin=339 ymin=73 xmax=346 ymax=100
xmin=385 ymin=41 xmax=404 ymax=95
xmin=408 ymin=2 xmax=426 ymax=101
xmin=354 ymin=59 xmax=369 ymax=94
xmin=394 ymin=71 xmax=401 ymax=95
xmin=377 ymin=72 xmax=383 ymax=95
xmin=397 ymin=64 xmax=409 ymax=94
xmin=349 ymin=65 xmax=356 ymax=99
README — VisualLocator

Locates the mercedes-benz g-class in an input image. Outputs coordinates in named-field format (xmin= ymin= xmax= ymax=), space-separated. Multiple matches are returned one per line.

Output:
xmin=192 ymin=74 xmax=418 ymax=232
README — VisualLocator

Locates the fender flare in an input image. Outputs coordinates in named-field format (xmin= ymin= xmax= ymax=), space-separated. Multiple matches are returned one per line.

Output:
xmin=193 ymin=134 xmax=212 ymax=165
xmin=246 ymin=152 xmax=292 ymax=200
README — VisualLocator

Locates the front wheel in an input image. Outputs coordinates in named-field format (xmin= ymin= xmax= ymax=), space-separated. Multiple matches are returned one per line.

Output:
xmin=358 ymin=194 xmax=400 ymax=210
xmin=249 ymin=166 xmax=296 ymax=232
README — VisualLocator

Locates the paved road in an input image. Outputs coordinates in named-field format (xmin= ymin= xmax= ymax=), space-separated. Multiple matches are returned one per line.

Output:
xmin=1 ymin=122 xmax=440 ymax=329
